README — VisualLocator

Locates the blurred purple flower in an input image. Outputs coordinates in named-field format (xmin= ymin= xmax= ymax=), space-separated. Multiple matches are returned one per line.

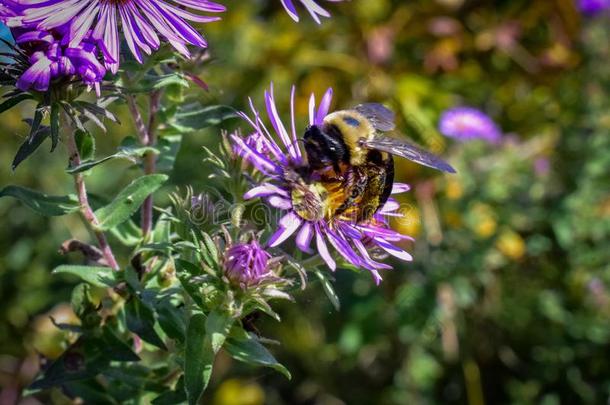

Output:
xmin=10 ymin=0 xmax=225 ymax=74
xmin=280 ymin=0 xmax=343 ymax=24
xmin=577 ymin=0 xmax=610 ymax=15
xmin=224 ymin=240 xmax=273 ymax=288
xmin=534 ymin=157 xmax=550 ymax=177
xmin=10 ymin=27 xmax=106 ymax=94
xmin=438 ymin=106 xmax=502 ymax=143
xmin=232 ymin=84 xmax=414 ymax=284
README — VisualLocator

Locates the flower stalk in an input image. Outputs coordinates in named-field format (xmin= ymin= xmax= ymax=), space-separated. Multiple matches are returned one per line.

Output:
xmin=126 ymin=92 xmax=160 ymax=238
xmin=66 ymin=128 xmax=120 ymax=270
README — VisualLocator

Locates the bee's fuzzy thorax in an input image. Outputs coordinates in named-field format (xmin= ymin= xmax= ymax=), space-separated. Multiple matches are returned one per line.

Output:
xmin=323 ymin=110 xmax=376 ymax=166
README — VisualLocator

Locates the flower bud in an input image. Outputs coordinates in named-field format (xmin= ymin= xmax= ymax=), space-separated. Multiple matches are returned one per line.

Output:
xmin=223 ymin=241 xmax=271 ymax=288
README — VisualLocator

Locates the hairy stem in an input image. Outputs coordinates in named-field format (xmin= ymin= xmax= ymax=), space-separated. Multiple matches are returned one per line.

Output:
xmin=66 ymin=131 xmax=120 ymax=270
xmin=127 ymin=92 xmax=160 ymax=238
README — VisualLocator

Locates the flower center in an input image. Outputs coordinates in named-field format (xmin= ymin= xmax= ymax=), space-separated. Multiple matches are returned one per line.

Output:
xmin=290 ymin=182 xmax=327 ymax=222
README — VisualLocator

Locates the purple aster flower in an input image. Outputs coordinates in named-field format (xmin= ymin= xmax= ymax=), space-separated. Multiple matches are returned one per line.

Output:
xmin=11 ymin=0 xmax=225 ymax=73
xmin=577 ymin=0 xmax=610 ymax=15
xmin=232 ymin=84 xmax=414 ymax=284
xmin=9 ymin=26 xmax=106 ymax=94
xmin=0 ymin=1 xmax=19 ymax=19
xmin=224 ymin=240 xmax=273 ymax=288
xmin=280 ymin=0 xmax=343 ymax=24
xmin=438 ymin=106 xmax=502 ymax=143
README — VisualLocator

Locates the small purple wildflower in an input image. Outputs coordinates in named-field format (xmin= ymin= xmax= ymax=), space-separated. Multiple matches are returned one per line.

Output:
xmin=577 ymin=0 xmax=610 ymax=15
xmin=279 ymin=0 xmax=343 ymax=24
xmin=224 ymin=241 xmax=272 ymax=288
xmin=10 ymin=0 xmax=225 ymax=74
xmin=438 ymin=107 xmax=502 ymax=143
xmin=10 ymin=27 xmax=106 ymax=94
xmin=232 ymin=84 xmax=414 ymax=284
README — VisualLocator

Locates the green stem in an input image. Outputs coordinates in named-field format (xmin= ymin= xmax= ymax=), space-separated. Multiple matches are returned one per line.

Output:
xmin=301 ymin=255 xmax=325 ymax=269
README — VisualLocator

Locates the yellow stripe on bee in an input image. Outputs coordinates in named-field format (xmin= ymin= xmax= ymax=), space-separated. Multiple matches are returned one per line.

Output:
xmin=323 ymin=110 xmax=376 ymax=166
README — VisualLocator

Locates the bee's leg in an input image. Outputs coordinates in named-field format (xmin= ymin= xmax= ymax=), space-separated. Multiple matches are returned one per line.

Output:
xmin=334 ymin=168 xmax=368 ymax=220
xmin=355 ymin=159 xmax=394 ymax=222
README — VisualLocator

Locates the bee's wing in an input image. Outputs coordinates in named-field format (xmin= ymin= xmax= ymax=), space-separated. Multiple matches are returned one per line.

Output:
xmin=363 ymin=135 xmax=457 ymax=173
xmin=354 ymin=103 xmax=396 ymax=132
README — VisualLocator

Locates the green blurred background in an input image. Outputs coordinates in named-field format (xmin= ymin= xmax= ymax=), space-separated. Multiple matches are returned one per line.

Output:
xmin=1 ymin=0 xmax=610 ymax=404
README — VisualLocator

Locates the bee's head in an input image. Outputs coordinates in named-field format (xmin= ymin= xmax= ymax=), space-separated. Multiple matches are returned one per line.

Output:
xmin=303 ymin=124 xmax=350 ymax=170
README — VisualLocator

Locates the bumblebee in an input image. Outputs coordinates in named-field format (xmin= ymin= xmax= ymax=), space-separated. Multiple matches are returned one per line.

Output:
xmin=300 ymin=103 xmax=455 ymax=223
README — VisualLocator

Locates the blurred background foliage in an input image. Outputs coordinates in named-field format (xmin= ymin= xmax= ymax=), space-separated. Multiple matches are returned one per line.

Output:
xmin=1 ymin=0 xmax=610 ymax=404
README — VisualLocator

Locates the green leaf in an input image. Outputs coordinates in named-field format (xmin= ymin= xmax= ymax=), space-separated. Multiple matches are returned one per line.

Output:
xmin=175 ymin=259 xmax=205 ymax=308
xmin=0 ymin=93 xmax=33 ymax=114
xmin=225 ymin=331 xmax=291 ymax=380
xmin=101 ymin=327 xmax=140 ymax=362
xmin=29 ymin=336 xmax=108 ymax=390
xmin=184 ymin=312 xmax=233 ymax=405
xmin=169 ymin=104 xmax=237 ymax=133
xmin=175 ymin=258 xmax=202 ymax=277
xmin=62 ymin=380 xmax=117 ymax=405
xmin=314 ymin=268 xmax=340 ymax=311
xmin=200 ymin=232 xmax=218 ymax=268
xmin=156 ymin=298 xmax=187 ymax=342
xmin=29 ymin=105 xmax=44 ymax=144
xmin=53 ymin=265 xmax=116 ymax=287
xmin=71 ymin=283 xmax=98 ymax=323
xmin=139 ymin=73 xmax=189 ymax=92
xmin=156 ymin=135 xmax=182 ymax=173
xmin=66 ymin=152 xmax=134 ymax=174
xmin=125 ymin=297 xmax=167 ymax=350
xmin=75 ymin=130 xmax=95 ymax=161
xmin=94 ymin=174 xmax=168 ymax=230
xmin=119 ymin=136 xmax=160 ymax=157
xmin=152 ymin=376 xmax=186 ymax=405
xmin=12 ymin=125 xmax=50 ymax=170
xmin=66 ymin=135 xmax=161 ymax=174
xmin=0 ymin=185 xmax=79 ymax=216
xmin=110 ymin=219 xmax=143 ymax=246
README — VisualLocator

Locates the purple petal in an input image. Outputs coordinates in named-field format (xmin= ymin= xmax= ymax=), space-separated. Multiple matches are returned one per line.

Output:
xmin=315 ymin=87 xmax=333 ymax=124
xmin=267 ymin=196 xmax=292 ymax=210
xmin=308 ymin=93 xmax=316 ymax=125
xmin=244 ymin=183 xmax=289 ymax=199
xmin=352 ymin=239 xmax=392 ymax=271
xmin=296 ymin=221 xmax=313 ymax=253
xmin=289 ymin=85 xmax=302 ymax=160
xmin=280 ymin=0 xmax=299 ymax=21
xmin=326 ymin=229 xmax=362 ymax=267
xmin=391 ymin=183 xmax=410 ymax=194
xmin=379 ymin=199 xmax=401 ymax=215
xmin=265 ymin=84 xmax=298 ymax=159
xmin=231 ymin=134 xmax=280 ymax=175
xmin=315 ymin=225 xmax=335 ymax=270
xmin=17 ymin=57 xmax=52 ymax=91
xmin=268 ymin=212 xmax=302 ymax=247
xmin=374 ymin=238 xmax=413 ymax=261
